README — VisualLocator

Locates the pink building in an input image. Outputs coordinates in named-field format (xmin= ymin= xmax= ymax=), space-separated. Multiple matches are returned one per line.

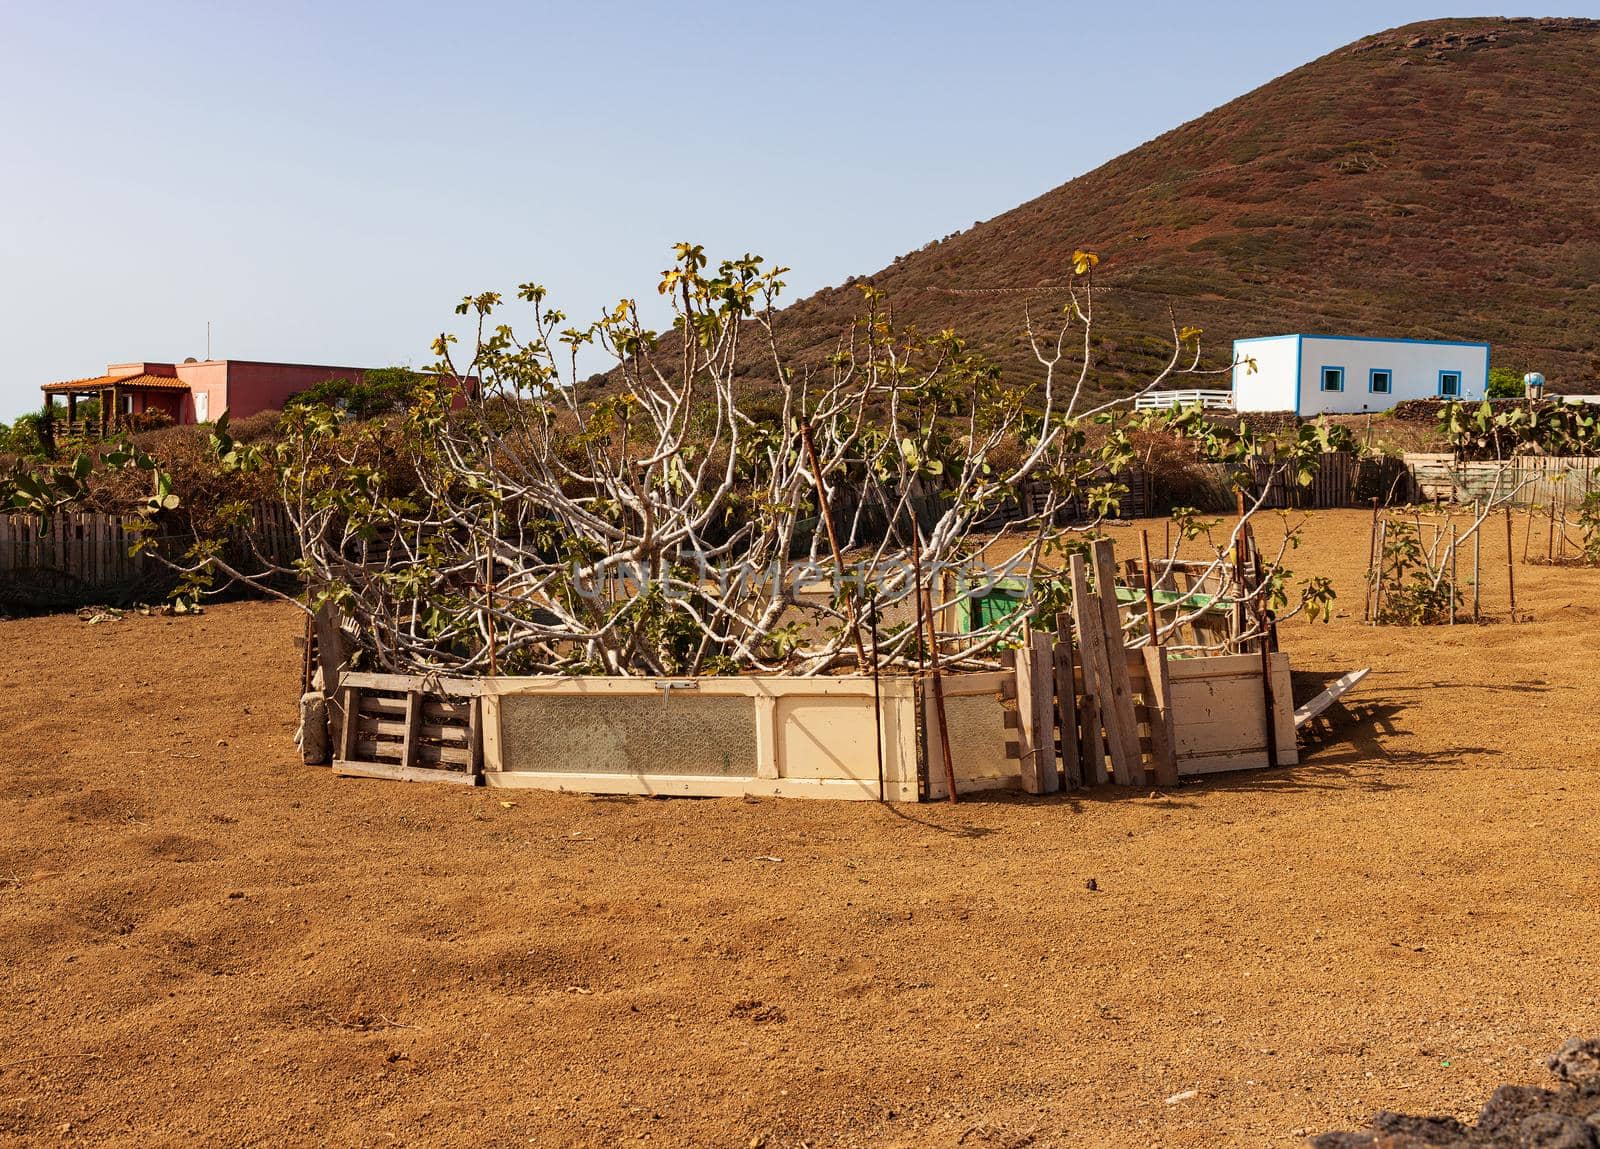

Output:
xmin=41 ymin=358 xmax=459 ymax=431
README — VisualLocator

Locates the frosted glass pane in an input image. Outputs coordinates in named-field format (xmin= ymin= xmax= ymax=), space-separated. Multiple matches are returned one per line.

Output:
xmin=499 ymin=693 xmax=758 ymax=776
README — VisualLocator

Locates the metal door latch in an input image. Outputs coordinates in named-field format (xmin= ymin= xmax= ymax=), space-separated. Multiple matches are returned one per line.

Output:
xmin=654 ymin=680 xmax=699 ymax=703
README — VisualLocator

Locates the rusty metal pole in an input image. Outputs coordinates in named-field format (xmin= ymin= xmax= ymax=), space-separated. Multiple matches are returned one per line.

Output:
xmin=910 ymin=526 xmax=958 ymax=804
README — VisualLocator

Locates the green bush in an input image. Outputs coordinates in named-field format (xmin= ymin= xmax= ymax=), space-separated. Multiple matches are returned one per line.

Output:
xmin=283 ymin=367 xmax=428 ymax=420
xmin=1487 ymin=366 xmax=1526 ymax=399
xmin=0 ymin=413 xmax=48 ymax=459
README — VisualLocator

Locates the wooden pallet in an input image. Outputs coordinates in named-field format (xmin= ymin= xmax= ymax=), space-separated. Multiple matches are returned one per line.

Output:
xmin=334 ymin=681 xmax=485 ymax=785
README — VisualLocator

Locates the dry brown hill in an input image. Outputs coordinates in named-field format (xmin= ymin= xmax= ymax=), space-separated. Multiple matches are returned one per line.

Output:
xmin=775 ymin=17 xmax=1600 ymax=397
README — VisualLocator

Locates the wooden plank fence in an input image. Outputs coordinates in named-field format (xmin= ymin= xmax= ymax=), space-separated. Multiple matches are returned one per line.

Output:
xmin=822 ymin=452 xmax=1374 ymax=537
xmin=937 ymin=535 xmax=1298 ymax=798
xmin=990 ymin=638 xmax=1296 ymax=794
xmin=1017 ymin=468 xmax=1152 ymax=521
xmin=1403 ymin=454 xmax=1600 ymax=507
xmin=0 ymin=501 xmax=298 ymax=609
xmin=1242 ymin=451 xmax=1359 ymax=510
xmin=827 ymin=469 xmax=1155 ymax=540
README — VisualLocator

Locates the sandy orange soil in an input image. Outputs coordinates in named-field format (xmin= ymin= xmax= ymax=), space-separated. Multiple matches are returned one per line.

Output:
xmin=2 ymin=508 xmax=1598 ymax=1147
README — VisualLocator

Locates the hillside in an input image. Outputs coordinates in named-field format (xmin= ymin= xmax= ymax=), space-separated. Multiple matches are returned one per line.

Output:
xmin=775 ymin=17 xmax=1600 ymax=398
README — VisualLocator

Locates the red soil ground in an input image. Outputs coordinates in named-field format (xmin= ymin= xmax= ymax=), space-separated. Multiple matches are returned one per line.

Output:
xmin=2 ymin=508 xmax=1597 ymax=1147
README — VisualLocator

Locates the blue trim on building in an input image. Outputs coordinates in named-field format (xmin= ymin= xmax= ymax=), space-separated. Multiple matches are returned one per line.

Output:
xmin=1245 ymin=333 xmax=1491 ymax=351
xmin=1230 ymin=337 xmax=1242 ymax=410
xmin=1368 ymin=367 xmax=1392 ymax=395
xmin=1319 ymin=365 xmax=1346 ymax=393
xmin=1293 ymin=335 xmax=1303 ymax=415
xmin=1438 ymin=369 xmax=1463 ymax=398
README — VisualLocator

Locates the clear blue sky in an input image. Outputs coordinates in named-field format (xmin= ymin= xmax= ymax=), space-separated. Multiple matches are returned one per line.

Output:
xmin=2 ymin=1 xmax=1590 ymax=419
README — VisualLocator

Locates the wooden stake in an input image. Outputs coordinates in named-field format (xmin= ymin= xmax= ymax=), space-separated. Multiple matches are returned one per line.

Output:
xmin=1027 ymin=632 xmax=1060 ymax=794
xmin=313 ymin=602 xmax=347 ymax=699
xmin=1558 ymin=488 xmax=1568 ymax=561
xmin=301 ymin=611 xmax=317 ymax=696
xmin=1372 ymin=517 xmax=1388 ymax=625
xmin=1139 ymin=530 xmax=1161 ymax=645
xmin=1449 ymin=523 xmax=1458 ymax=625
xmin=1089 ymin=539 xmax=1146 ymax=786
xmin=1246 ymin=524 xmax=1278 ymax=653
xmin=1239 ymin=516 xmax=1279 ymax=764
xmin=910 ymin=526 xmax=957 ymax=803
xmin=1141 ymin=645 xmax=1180 ymax=787
xmin=1068 ymin=553 xmax=1109 ymax=786
xmin=1472 ymin=500 xmax=1481 ymax=621
xmin=1053 ymin=614 xmax=1083 ymax=789
xmin=485 ymin=549 xmax=498 ymax=676
xmin=1505 ymin=504 xmax=1517 ymax=624
xmin=1012 ymin=635 xmax=1040 ymax=793
xmin=1363 ymin=498 xmax=1379 ymax=623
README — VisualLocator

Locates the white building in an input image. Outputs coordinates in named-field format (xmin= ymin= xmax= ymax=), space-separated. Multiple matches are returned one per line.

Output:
xmin=1230 ymin=335 xmax=1490 ymax=415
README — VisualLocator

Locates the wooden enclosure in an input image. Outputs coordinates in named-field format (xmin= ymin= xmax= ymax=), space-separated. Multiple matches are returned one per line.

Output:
xmin=323 ymin=534 xmax=1317 ymax=803
xmin=331 ymin=646 xmax=1297 ymax=803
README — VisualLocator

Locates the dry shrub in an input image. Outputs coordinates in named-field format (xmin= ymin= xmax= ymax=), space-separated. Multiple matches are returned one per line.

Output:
xmin=78 ymin=422 xmax=278 ymax=537
xmin=1127 ymin=428 xmax=1234 ymax=511
xmin=227 ymin=409 xmax=285 ymax=444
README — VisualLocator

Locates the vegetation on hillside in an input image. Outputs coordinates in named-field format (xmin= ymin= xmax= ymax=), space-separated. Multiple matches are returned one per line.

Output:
xmin=771 ymin=17 xmax=1600 ymax=401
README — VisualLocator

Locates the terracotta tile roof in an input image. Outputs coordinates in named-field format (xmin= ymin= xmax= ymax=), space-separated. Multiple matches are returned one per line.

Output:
xmin=42 ymin=373 xmax=191 ymax=393
xmin=41 ymin=373 xmax=119 ymax=393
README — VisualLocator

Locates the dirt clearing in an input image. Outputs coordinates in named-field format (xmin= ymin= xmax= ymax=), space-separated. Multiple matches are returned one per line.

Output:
xmin=2 ymin=509 xmax=1598 ymax=1147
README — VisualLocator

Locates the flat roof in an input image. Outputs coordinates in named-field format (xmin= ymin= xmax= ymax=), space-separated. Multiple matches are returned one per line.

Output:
xmin=1235 ymin=334 xmax=1491 ymax=349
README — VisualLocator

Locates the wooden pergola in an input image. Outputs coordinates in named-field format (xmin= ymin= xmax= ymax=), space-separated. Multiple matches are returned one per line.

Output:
xmin=40 ymin=373 xmax=190 ymax=436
